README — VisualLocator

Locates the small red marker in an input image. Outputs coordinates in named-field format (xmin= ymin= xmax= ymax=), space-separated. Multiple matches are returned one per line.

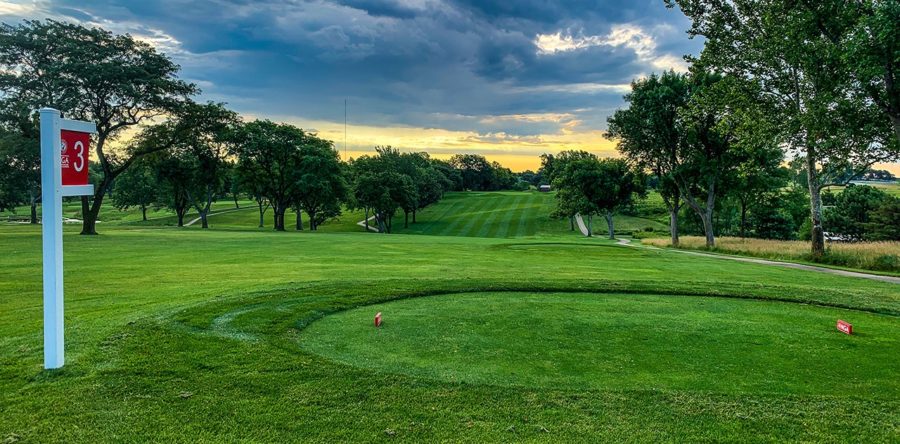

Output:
xmin=374 ymin=312 xmax=382 ymax=328
xmin=836 ymin=320 xmax=852 ymax=335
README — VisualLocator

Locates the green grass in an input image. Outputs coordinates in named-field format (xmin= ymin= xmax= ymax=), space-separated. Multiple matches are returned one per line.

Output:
xmin=392 ymin=191 xmax=666 ymax=238
xmin=1 ymin=192 xmax=899 ymax=441
xmin=302 ymin=291 xmax=898 ymax=396
xmin=824 ymin=180 xmax=900 ymax=197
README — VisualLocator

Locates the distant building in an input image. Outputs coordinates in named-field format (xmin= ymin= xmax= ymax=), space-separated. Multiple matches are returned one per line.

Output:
xmin=539 ymin=184 xmax=552 ymax=192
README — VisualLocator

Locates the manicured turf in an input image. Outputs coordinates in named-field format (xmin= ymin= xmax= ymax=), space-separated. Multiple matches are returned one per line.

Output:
xmin=1 ymin=196 xmax=898 ymax=441
xmin=392 ymin=191 xmax=667 ymax=237
xmin=301 ymin=291 xmax=898 ymax=395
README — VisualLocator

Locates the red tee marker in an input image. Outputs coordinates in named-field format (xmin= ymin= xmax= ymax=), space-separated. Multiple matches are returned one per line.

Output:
xmin=837 ymin=320 xmax=852 ymax=335
xmin=374 ymin=312 xmax=382 ymax=328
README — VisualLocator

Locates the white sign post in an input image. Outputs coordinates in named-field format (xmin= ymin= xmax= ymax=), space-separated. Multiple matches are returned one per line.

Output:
xmin=39 ymin=108 xmax=96 ymax=369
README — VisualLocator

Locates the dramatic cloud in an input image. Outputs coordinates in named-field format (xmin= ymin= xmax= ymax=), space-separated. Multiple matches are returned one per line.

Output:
xmin=0 ymin=0 xmax=706 ymax=170
xmin=534 ymin=24 xmax=689 ymax=72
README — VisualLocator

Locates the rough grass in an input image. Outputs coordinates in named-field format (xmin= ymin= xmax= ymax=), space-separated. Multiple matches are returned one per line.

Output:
xmin=642 ymin=236 xmax=900 ymax=273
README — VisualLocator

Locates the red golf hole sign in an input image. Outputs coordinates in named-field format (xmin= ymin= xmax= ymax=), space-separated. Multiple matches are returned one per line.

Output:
xmin=837 ymin=320 xmax=852 ymax=335
xmin=374 ymin=312 xmax=382 ymax=328
xmin=60 ymin=130 xmax=90 ymax=186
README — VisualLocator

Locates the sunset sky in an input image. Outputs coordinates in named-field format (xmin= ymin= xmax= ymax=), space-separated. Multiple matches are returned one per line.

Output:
xmin=1 ymin=0 xmax=897 ymax=174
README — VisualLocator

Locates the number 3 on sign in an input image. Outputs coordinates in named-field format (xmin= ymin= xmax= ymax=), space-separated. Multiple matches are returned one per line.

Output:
xmin=72 ymin=140 xmax=84 ymax=172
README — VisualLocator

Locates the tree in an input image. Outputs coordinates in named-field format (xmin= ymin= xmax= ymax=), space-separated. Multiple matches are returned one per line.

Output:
xmin=111 ymin=158 xmax=157 ymax=221
xmin=350 ymin=147 xmax=416 ymax=233
xmin=553 ymin=157 xmax=645 ymax=239
xmin=865 ymin=198 xmax=900 ymax=240
xmin=731 ymin=154 xmax=788 ymax=238
xmin=293 ymin=137 xmax=347 ymax=231
xmin=672 ymin=71 xmax=754 ymax=248
xmin=449 ymin=154 xmax=493 ymax=191
xmin=670 ymin=0 xmax=900 ymax=256
xmin=150 ymin=149 xmax=193 ymax=227
xmin=540 ymin=150 xmax=598 ymax=231
xmin=0 ymin=20 xmax=197 ymax=234
xmin=231 ymin=120 xmax=308 ymax=231
xmin=824 ymin=184 xmax=891 ymax=240
xmin=607 ymin=71 xmax=689 ymax=245
xmin=177 ymin=103 xmax=239 ymax=229
xmin=430 ymin=158 xmax=463 ymax=192
xmin=793 ymin=1 xmax=900 ymax=139
xmin=0 ymin=126 xmax=39 ymax=222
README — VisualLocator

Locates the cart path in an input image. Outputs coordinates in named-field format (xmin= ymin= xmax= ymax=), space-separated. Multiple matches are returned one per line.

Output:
xmin=617 ymin=238 xmax=900 ymax=284
xmin=574 ymin=214 xmax=590 ymax=236
xmin=356 ymin=215 xmax=380 ymax=232
xmin=184 ymin=207 xmax=251 ymax=226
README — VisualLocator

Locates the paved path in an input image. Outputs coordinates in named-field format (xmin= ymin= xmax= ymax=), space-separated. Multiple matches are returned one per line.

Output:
xmin=617 ymin=238 xmax=900 ymax=284
xmin=574 ymin=214 xmax=590 ymax=236
xmin=356 ymin=215 xmax=380 ymax=232
xmin=185 ymin=207 xmax=249 ymax=227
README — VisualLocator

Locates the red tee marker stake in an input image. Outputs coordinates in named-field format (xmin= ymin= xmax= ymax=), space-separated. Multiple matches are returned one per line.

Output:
xmin=374 ymin=312 xmax=382 ymax=328
xmin=837 ymin=320 xmax=852 ymax=335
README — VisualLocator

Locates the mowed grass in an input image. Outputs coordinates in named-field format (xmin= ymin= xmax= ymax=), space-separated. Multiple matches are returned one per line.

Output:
xmin=1 ymin=188 xmax=899 ymax=442
xmin=393 ymin=191 xmax=667 ymax=238
xmin=302 ymin=292 xmax=898 ymax=396
xmin=391 ymin=191 xmax=559 ymax=237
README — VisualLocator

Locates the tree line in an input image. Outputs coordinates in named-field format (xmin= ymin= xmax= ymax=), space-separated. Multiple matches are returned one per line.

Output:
xmin=588 ymin=1 xmax=900 ymax=256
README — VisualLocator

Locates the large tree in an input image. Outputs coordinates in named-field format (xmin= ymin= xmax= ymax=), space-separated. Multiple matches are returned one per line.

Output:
xmin=350 ymin=147 xmax=416 ymax=233
xmin=110 ymin=158 xmax=157 ymax=222
xmin=0 ymin=126 xmax=39 ymax=222
xmin=0 ymin=20 xmax=196 ymax=234
xmin=669 ymin=0 xmax=900 ymax=256
xmin=607 ymin=71 xmax=689 ymax=245
xmin=539 ymin=150 xmax=598 ymax=231
xmin=176 ymin=103 xmax=239 ymax=229
xmin=293 ymin=137 xmax=347 ymax=231
xmin=553 ymin=157 xmax=645 ymax=239
xmin=231 ymin=120 xmax=309 ymax=231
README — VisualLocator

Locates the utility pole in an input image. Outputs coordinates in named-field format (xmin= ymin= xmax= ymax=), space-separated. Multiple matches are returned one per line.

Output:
xmin=344 ymin=99 xmax=348 ymax=161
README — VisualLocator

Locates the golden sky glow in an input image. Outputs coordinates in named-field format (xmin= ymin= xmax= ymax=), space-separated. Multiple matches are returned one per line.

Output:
xmin=264 ymin=115 xmax=620 ymax=172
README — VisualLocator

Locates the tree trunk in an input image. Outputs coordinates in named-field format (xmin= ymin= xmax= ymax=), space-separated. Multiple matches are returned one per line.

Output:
xmin=80 ymin=177 xmax=112 ymax=235
xmin=233 ymin=193 xmax=239 ymax=209
xmin=141 ymin=205 xmax=147 ymax=221
xmin=669 ymin=210 xmax=679 ymax=247
xmin=296 ymin=210 xmax=303 ymax=231
xmin=699 ymin=210 xmax=715 ymax=248
xmin=679 ymin=176 xmax=717 ymax=248
xmin=587 ymin=214 xmax=593 ymax=237
xmin=806 ymin=153 xmax=826 ymax=258
xmin=257 ymin=201 xmax=265 ymax=228
xmin=80 ymin=194 xmax=102 ymax=235
xmin=375 ymin=212 xmax=386 ymax=233
xmin=412 ymin=209 xmax=417 ymax=223
xmin=364 ymin=208 xmax=370 ymax=231
xmin=739 ymin=199 xmax=748 ymax=238
xmin=200 ymin=211 xmax=208 ymax=229
xmin=30 ymin=200 xmax=38 ymax=224
xmin=176 ymin=206 xmax=186 ymax=227
xmin=570 ymin=215 xmax=575 ymax=231
xmin=274 ymin=208 xmax=286 ymax=231
xmin=605 ymin=211 xmax=615 ymax=240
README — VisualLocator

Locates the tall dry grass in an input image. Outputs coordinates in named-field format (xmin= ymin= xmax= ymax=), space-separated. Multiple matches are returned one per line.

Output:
xmin=641 ymin=236 xmax=900 ymax=273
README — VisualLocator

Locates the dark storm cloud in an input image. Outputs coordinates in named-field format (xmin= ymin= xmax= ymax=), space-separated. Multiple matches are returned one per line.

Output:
xmin=6 ymin=0 xmax=703 ymax=136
